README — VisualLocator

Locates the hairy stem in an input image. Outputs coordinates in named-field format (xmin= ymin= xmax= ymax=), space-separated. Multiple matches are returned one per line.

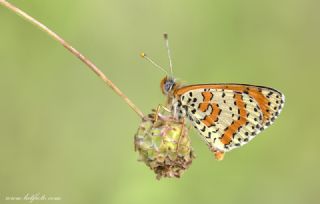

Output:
xmin=0 ymin=0 xmax=144 ymax=118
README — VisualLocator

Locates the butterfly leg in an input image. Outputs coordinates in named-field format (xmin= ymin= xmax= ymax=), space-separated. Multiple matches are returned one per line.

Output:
xmin=176 ymin=118 xmax=186 ymax=152
xmin=153 ymin=104 xmax=172 ymax=123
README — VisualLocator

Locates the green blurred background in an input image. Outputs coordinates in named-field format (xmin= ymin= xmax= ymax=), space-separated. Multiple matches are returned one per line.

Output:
xmin=0 ymin=0 xmax=319 ymax=203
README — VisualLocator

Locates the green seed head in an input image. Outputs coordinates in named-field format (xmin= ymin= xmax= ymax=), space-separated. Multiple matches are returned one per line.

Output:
xmin=134 ymin=113 xmax=195 ymax=179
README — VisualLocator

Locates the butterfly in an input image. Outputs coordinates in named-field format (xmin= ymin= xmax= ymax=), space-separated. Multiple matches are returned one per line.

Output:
xmin=141 ymin=34 xmax=285 ymax=160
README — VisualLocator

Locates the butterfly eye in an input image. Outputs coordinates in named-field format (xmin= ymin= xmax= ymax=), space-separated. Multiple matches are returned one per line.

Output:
xmin=164 ymin=79 xmax=175 ymax=94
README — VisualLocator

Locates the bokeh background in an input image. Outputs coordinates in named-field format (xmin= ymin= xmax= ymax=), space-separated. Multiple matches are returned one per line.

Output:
xmin=0 ymin=0 xmax=319 ymax=203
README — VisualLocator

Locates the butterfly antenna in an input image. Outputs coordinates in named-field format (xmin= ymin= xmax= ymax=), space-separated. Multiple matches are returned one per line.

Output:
xmin=163 ymin=33 xmax=174 ymax=77
xmin=140 ymin=52 xmax=169 ymax=75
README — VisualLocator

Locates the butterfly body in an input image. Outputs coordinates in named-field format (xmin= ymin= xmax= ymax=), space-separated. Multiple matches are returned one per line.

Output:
xmin=161 ymin=76 xmax=285 ymax=159
xmin=142 ymin=34 xmax=285 ymax=160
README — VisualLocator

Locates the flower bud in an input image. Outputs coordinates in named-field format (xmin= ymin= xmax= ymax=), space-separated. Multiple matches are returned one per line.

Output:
xmin=134 ymin=113 xmax=195 ymax=179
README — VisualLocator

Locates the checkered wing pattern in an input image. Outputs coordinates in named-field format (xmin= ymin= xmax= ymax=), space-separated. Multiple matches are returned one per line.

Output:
xmin=174 ymin=84 xmax=285 ymax=152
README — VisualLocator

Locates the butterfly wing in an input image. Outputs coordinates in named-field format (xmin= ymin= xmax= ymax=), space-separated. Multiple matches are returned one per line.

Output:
xmin=174 ymin=84 xmax=285 ymax=152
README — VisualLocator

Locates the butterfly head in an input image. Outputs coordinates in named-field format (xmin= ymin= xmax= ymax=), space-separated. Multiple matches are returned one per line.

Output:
xmin=142 ymin=34 xmax=178 ymax=96
xmin=160 ymin=76 xmax=176 ymax=95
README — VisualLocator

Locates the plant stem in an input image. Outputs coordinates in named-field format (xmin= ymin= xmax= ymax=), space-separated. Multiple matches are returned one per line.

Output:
xmin=0 ymin=0 xmax=144 ymax=118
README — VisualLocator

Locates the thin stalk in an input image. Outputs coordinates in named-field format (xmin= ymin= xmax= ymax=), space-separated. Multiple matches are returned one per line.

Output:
xmin=0 ymin=0 xmax=144 ymax=118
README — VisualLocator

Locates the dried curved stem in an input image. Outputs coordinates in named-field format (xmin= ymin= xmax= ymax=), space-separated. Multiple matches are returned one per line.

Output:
xmin=0 ymin=0 xmax=144 ymax=118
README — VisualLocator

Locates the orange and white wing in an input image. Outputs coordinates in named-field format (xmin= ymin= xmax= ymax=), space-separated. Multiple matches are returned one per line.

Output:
xmin=174 ymin=84 xmax=285 ymax=152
